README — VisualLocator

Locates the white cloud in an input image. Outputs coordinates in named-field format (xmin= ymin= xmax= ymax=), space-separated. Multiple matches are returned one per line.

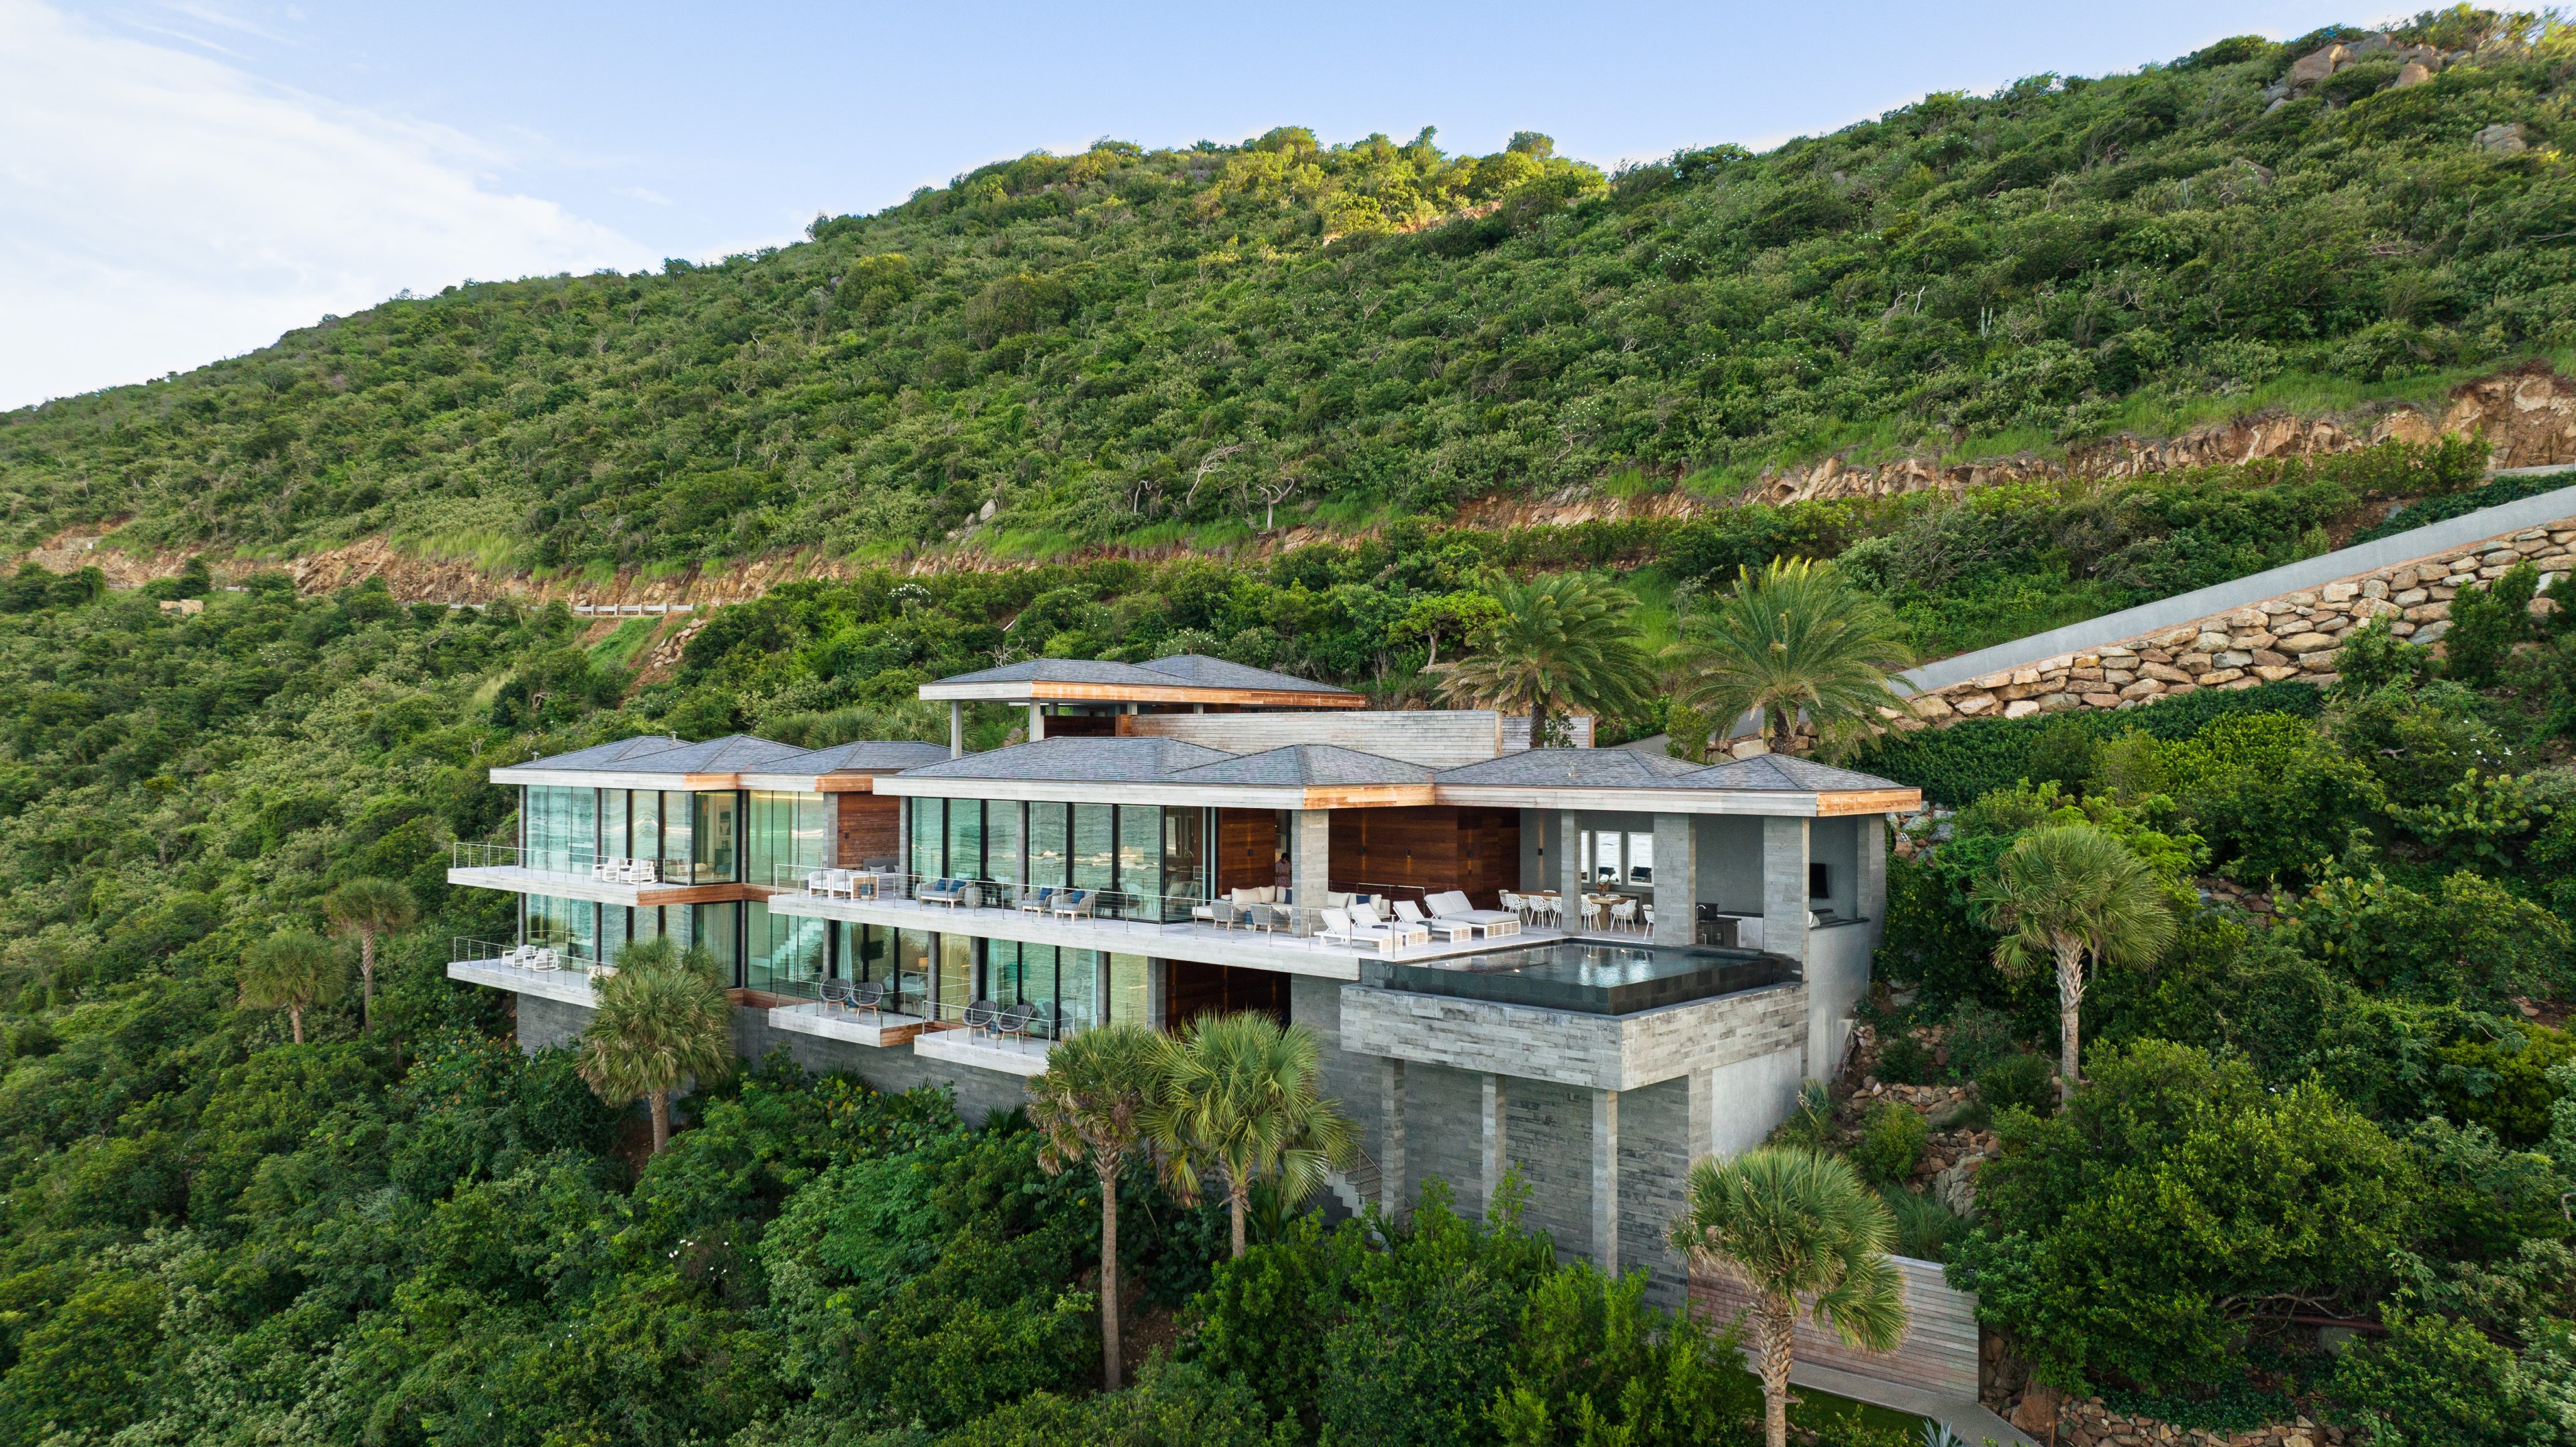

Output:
xmin=0 ymin=0 xmax=642 ymax=410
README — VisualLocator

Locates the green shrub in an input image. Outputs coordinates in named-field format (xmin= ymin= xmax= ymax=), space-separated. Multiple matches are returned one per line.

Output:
xmin=1976 ymin=1054 xmax=2058 ymax=1119
xmin=1881 ymin=1189 xmax=1968 ymax=1263
xmin=1851 ymin=1102 xmax=1928 ymax=1190
xmin=1875 ymin=1031 xmax=1931 ymax=1085
xmin=1942 ymin=1001 xmax=2021 ymax=1084
xmin=2325 ymin=1308 xmax=2528 ymax=1447
xmin=2443 ymin=563 xmax=2540 ymax=689
xmin=1767 ymin=1080 xmax=1838 ymax=1153
xmin=1485 ymin=1262 xmax=1761 ymax=1447
xmin=1855 ymin=685 xmax=2324 ymax=807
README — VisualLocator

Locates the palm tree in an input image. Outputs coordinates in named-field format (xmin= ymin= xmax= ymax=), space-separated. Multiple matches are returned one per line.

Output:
xmin=1025 ymin=1021 xmax=1172 ymax=1389
xmin=238 ymin=930 xmax=346 ymax=1044
xmin=1434 ymin=572 xmax=1652 ymax=746
xmin=1668 ymin=1148 xmax=1909 ymax=1447
xmin=1146 ymin=1012 xmax=1353 ymax=1259
xmin=576 ymin=936 xmax=735 ymax=1153
xmin=325 ymin=877 xmax=416 ymax=1034
xmin=1969 ymin=823 xmax=2176 ymax=1102
xmin=1664 ymin=558 xmax=1916 ymax=758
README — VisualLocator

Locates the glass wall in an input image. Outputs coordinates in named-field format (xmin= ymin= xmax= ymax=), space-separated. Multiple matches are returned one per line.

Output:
xmin=748 ymin=790 xmax=826 ymax=889
xmin=661 ymin=790 xmax=692 ymax=877
xmin=691 ymin=901 xmax=740 ymax=984
xmin=836 ymin=922 xmax=918 ymax=1016
xmin=1161 ymin=811 xmax=1206 ymax=918
xmin=1116 ymin=806 xmax=1160 ymax=917
xmin=1028 ymin=802 xmax=1068 ymax=887
xmin=746 ymin=900 xmax=828 ymax=997
xmin=523 ymin=893 xmax=597 ymax=960
xmin=1580 ymin=829 xmax=1655 ymax=887
xmin=601 ymin=790 xmax=628 ymax=863
xmin=692 ymin=792 xmax=739 ymax=884
xmin=1109 ymin=953 xmax=1150 ymax=1026
xmin=987 ymin=941 xmax=1115 ymax=1038
xmin=523 ymin=786 xmax=597 ymax=873
xmin=896 ymin=929 xmax=935 ymax=1016
xmin=1072 ymin=804 xmax=1115 ymax=892
xmin=909 ymin=798 xmax=945 ymax=880
xmin=946 ymin=799 xmax=984 ymax=883
xmin=987 ymin=802 xmax=1024 ymax=889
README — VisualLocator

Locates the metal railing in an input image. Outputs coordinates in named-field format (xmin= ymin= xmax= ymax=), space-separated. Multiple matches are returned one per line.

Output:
xmin=764 ymin=867 xmax=1550 ymax=955
xmin=450 ymin=935 xmax=604 ymax=972
xmin=451 ymin=842 xmax=731 ymax=887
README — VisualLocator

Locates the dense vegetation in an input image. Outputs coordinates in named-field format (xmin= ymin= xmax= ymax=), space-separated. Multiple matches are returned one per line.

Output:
xmin=7 ymin=16 xmax=2576 ymax=572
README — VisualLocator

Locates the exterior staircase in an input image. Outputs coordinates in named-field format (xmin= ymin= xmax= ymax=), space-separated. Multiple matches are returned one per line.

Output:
xmin=1326 ymin=1146 xmax=1382 ymax=1217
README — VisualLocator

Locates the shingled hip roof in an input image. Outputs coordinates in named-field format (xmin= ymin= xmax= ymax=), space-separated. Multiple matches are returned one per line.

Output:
xmin=893 ymin=735 xmax=1239 ymax=782
xmin=923 ymin=654 xmax=1353 ymax=696
xmin=1165 ymin=743 xmax=1435 ymax=786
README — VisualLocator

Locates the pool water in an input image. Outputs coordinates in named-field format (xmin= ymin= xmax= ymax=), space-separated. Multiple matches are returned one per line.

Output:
xmin=1358 ymin=940 xmax=1791 ymax=1015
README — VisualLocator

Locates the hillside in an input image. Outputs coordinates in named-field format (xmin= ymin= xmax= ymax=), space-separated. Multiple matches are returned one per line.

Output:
xmin=11 ymin=14 xmax=2576 ymax=580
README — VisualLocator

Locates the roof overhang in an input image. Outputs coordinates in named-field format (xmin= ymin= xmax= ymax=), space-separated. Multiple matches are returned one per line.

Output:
xmin=918 ymin=680 xmax=1365 ymax=708
xmin=1427 ymin=784 xmax=1922 ymax=817
xmin=874 ymin=773 xmax=1435 ymax=810
xmin=735 ymin=770 xmax=902 ymax=793
xmin=489 ymin=767 xmax=759 ymax=790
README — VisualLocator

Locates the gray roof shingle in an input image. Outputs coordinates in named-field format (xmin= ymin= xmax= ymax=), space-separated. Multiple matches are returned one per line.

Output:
xmin=894 ymin=736 xmax=1237 ymax=783
xmin=1433 ymin=748 xmax=1710 ymax=788
xmin=1682 ymin=755 xmax=1904 ymax=792
xmin=791 ymin=740 xmax=955 ymax=773
xmin=1166 ymin=744 xmax=1431 ymax=787
xmin=516 ymin=735 xmax=695 ymax=772
xmin=927 ymin=654 xmax=1352 ymax=695
xmin=1136 ymin=654 xmax=1357 ymax=694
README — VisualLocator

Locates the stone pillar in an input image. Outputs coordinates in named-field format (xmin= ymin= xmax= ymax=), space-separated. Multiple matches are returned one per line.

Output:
xmin=1591 ymin=1088 xmax=1620 ymax=1272
xmin=1860 ymin=813 xmax=1890 ymax=950
xmin=1380 ymin=1058 xmax=1407 ymax=1219
xmin=1291 ymin=809 xmax=1331 ymax=919
xmin=1028 ymin=703 xmax=1045 ymax=742
xmin=1557 ymin=810 xmax=1585 ymax=927
xmin=1145 ymin=958 xmax=1167 ymax=1029
xmin=1761 ymin=816 xmax=1811 ymax=967
xmin=1479 ymin=1072 xmax=1509 ymax=1217
xmin=1652 ymin=812 xmax=1696 ymax=946
xmin=949 ymin=701 xmax=963 ymax=759
xmin=1687 ymin=1068 xmax=1714 ymax=1166
xmin=896 ymin=796 xmax=909 ymax=876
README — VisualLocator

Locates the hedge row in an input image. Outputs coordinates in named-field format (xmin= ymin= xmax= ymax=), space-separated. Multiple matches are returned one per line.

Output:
xmin=1853 ymin=682 xmax=2327 ymax=807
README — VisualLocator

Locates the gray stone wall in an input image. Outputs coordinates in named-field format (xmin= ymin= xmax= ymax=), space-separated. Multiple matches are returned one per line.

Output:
xmin=1806 ymin=921 xmax=1874 ymax=1078
xmin=1503 ymin=1078 xmax=1590 ymax=1255
xmin=1291 ymin=975 xmax=1380 ymax=1163
xmin=731 ymin=1011 xmax=1033 ymax=1125
xmin=516 ymin=994 xmax=593 ymax=1053
xmin=1620 ymin=1077 xmax=1693 ymax=1307
xmin=1400 ymin=1062 xmax=1489 ymax=1216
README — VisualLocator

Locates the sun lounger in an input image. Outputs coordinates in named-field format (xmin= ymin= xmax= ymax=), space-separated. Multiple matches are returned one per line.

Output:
xmin=1428 ymin=890 xmax=1523 ymax=938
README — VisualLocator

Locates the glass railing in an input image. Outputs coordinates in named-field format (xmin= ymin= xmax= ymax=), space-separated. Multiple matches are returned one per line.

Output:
xmin=449 ymin=936 xmax=605 ymax=973
xmin=450 ymin=843 xmax=728 ymax=886
xmin=762 ymin=868 xmax=1548 ymax=953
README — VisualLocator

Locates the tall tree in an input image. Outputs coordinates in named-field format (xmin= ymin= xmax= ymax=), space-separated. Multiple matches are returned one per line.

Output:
xmin=576 ymin=936 xmax=735 ymax=1153
xmin=237 ymin=931 xmax=346 ymax=1045
xmin=1146 ymin=1012 xmax=1353 ymax=1259
xmin=1664 ymin=558 xmax=1916 ymax=758
xmin=1668 ymin=1148 xmax=1908 ymax=1447
xmin=1970 ymin=823 xmax=2177 ymax=1101
xmin=1024 ymin=1021 xmax=1172 ymax=1389
xmin=1435 ymin=572 xmax=1652 ymax=745
xmin=324 ymin=877 xmax=416 ymax=1034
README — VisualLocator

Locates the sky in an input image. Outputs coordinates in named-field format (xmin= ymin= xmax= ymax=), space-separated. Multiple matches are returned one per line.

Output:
xmin=3 ymin=0 xmax=2374 ymax=412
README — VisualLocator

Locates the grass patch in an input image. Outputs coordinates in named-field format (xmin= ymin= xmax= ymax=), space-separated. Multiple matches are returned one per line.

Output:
xmin=1623 ymin=565 xmax=1681 ymax=657
xmin=400 ymin=529 xmax=521 ymax=572
xmin=586 ymin=618 xmax=658 ymax=670
xmin=1787 ymin=1385 xmax=1934 ymax=1436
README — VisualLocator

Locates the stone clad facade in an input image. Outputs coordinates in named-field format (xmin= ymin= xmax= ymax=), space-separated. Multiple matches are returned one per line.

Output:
xmin=1900 ymin=518 xmax=2576 ymax=728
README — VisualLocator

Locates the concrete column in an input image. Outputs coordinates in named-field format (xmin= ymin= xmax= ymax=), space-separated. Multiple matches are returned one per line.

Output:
xmin=1028 ymin=702 xmax=1045 ymax=742
xmin=1860 ymin=813 xmax=1890 ymax=950
xmin=1761 ymin=816 xmax=1811 ymax=967
xmin=1145 ymin=958 xmax=1167 ymax=1029
xmin=1380 ymin=1058 xmax=1407 ymax=1219
xmin=1687 ymin=1068 xmax=1714 ymax=1166
xmin=1291 ymin=809 xmax=1331 ymax=917
xmin=896 ymin=797 xmax=909 ymax=875
xmin=1591 ymin=1088 xmax=1620 ymax=1272
xmin=1557 ymin=810 xmax=1585 ymax=928
xmin=1652 ymin=812 xmax=1696 ymax=946
xmin=949 ymin=701 xmax=963 ymax=759
xmin=1479 ymin=1072 xmax=1509 ymax=1218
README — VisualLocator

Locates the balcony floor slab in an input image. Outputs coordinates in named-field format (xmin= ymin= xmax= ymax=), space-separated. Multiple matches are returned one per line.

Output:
xmin=448 ymin=957 xmax=601 ymax=1008
xmin=765 ymin=1002 xmax=932 ymax=1048
xmin=913 ymin=1025 xmax=1054 ymax=1077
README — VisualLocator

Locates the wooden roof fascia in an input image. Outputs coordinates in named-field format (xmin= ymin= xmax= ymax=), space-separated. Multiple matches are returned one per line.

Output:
xmin=873 ymin=775 xmax=1431 ymax=810
xmin=1428 ymin=784 xmax=1921 ymax=816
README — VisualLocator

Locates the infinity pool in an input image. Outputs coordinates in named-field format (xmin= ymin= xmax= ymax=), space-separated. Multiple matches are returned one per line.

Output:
xmin=1357 ymin=940 xmax=1791 ymax=1015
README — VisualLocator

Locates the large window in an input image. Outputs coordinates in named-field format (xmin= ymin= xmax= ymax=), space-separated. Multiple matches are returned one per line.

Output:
xmin=909 ymin=799 xmax=945 ymax=880
xmin=1072 ymin=805 xmax=1114 ymax=892
xmin=1581 ymin=829 xmax=1655 ymax=887
xmin=692 ymin=792 xmax=739 ymax=884
xmin=986 ymin=802 xmax=1024 ymax=887
xmin=947 ymin=799 xmax=984 ymax=882
xmin=1028 ymin=803 xmax=1068 ymax=887
xmin=691 ymin=902 xmax=740 ymax=984
xmin=523 ymin=786 xmax=597 ymax=873
xmin=1109 ymin=953 xmax=1149 ymax=1026
xmin=838 ymin=923 xmax=916 ymax=1017
xmin=1116 ymin=805 xmax=1160 ymax=916
xmin=523 ymin=893 xmax=597 ymax=960
xmin=748 ymin=790 xmax=826 ymax=889
xmin=989 ymin=941 xmax=1118 ymax=1039
xmin=1159 ymin=807 xmax=1206 ymax=919
xmin=747 ymin=901 xmax=827 ymax=997
xmin=661 ymin=790 xmax=693 ymax=877
xmin=896 ymin=929 xmax=935 ymax=1017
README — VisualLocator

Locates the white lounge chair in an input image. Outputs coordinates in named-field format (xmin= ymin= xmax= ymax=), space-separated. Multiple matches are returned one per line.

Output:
xmin=1318 ymin=907 xmax=1399 ymax=956
xmin=1428 ymin=890 xmax=1522 ymax=939
xmin=1396 ymin=899 xmax=1477 ymax=944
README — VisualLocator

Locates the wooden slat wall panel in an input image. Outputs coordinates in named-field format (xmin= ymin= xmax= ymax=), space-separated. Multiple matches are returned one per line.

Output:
xmin=1331 ymin=806 xmax=1520 ymax=909
xmin=833 ymin=794 xmax=901 ymax=868
xmin=1216 ymin=808 xmax=1284 ymax=894
xmin=1165 ymin=960 xmax=1291 ymax=1028
xmin=1498 ymin=716 xmax=1596 ymax=750
xmin=1687 ymin=1255 xmax=1979 ymax=1397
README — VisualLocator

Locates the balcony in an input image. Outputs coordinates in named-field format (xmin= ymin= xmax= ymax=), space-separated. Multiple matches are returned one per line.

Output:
xmin=761 ymin=869 xmax=1579 ymax=981
xmin=766 ymin=999 xmax=934 ymax=1049
xmin=447 ymin=842 xmax=749 ymax=905
xmin=446 ymin=937 xmax=605 ymax=1007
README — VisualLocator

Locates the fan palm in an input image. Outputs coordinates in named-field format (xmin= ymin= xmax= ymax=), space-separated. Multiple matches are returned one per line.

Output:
xmin=238 ymin=930 xmax=346 ymax=1044
xmin=1146 ymin=1012 xmax=1353 ymax=1259
xmin=1664 ymin=558 xmax=1916 ymax=758
xmin=1969 ymin=823 xmax=2175 ymax=1101
xmin=1025 ymin=1021 xmax=1173 ymax=1389
xmin=1434 ymin=572 xmax=1652 ymax=746
xmin=576 ymin=936 xmax=734 ymax=1153
xmin=1668 ymin=1148 xmax=1909 ymax=1447
xmin=325 ymin=876 xmax=416 ymax=1033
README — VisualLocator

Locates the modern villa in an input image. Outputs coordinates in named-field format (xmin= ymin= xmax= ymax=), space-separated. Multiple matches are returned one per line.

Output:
xmin=447 ymin=654 xmax=1921 ymax=1302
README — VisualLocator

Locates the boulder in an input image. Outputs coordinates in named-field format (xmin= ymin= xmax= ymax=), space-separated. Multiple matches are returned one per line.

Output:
xmin=2300 ymin=649 xmax=2343 ymax=672
xmin=2285 ymin=44 xmax=2346 ymax=85
xmin=2255 ymin=665 xmax=2304 ymax=682
xmin=2414 ymin=619 xmax=2452 ymax=645
xmin=2277 ymin=631 xmax=2338 ymax=654
xmin=2002 ymin=700 xmax=2041 ymax=719
xmin=2404 ymin=601 xmax=2452 ymax=623
xmin=1912 ymin=692 xmax=1957 ymax=719
xmin=2119 ymin=679 xmax=2165 ymax=699
xmin=1952 ymin=694 xmax=1998 ymax=716
xmin=2321 ymin=581 xmax=2360 ymax=603
xmin=2141 ymin=662 xmax=2194 ymax=684
xmin=2474 ymin=121 xmax=2528 ymax=153
xmin=2011 ymin=1383 xmax=2064 ymax=1437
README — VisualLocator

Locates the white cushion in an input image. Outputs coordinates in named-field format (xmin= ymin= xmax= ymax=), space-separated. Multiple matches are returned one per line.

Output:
xmin=1230 ymin=887 xmax=1257 ymax=907
xmin=1326 ymin=891 xmax=1353 ymax=909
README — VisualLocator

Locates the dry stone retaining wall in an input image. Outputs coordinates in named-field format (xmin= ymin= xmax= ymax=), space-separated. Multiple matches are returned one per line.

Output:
xmin=1903 ymin=518 xmax=2576 ymax=727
